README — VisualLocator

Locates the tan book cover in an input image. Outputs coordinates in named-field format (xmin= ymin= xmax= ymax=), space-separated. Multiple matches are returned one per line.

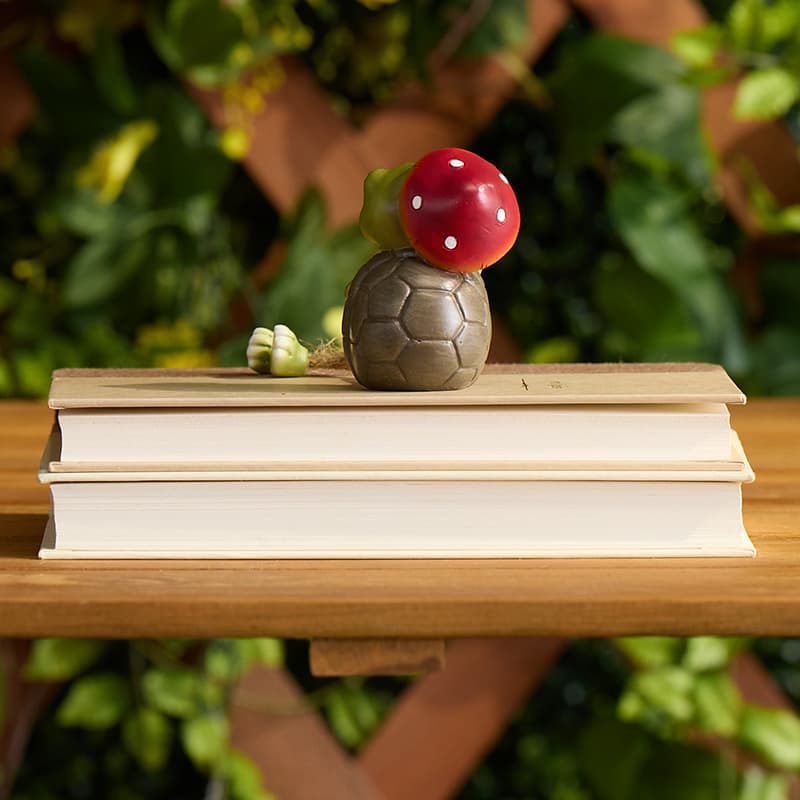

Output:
xmin=48 ymin=363 xmax=747 ymax=409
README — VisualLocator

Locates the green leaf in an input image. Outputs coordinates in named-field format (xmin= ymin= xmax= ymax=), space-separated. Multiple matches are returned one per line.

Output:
xmin=141 ymin=667 xmax=202 ymax=719
xmin=693 ymin=672 xmax=742 ymax=736
xmin=181 ymin=714 xmax=229 ymax=769
xmin=139 ymin=86 xmax=233 ymax=203
xmin=167 ymin=0 xmax=243 ymax=70
xmin=728 ymin=0 xmax=762 ymax=50
xmin=577 ymin=717 xmax=651 ymax=800
xmin=734 ymin=68 xmax=800 ymax=120
xmin=738 ymin=768 xmax=790 ymax=800
xmin=203 ymin=638 xmax=283 ymax=682
xmin=527 ymin=337 xmax=579 ymax=364
xmin=457 ymin=0 xmax=528 ymax=56
xmin=259 ymin=190 xmax=375 ymax=343
xmin=56 ymin=192 xmax=126 ymax=238
xmin=776 ymin=205 xmax=800 ymax=232
xmin=624 ymin=667 xmax=696 ymax=723
xmin=633 ymin=741 xmax=728 ymax=800
xmin=16 ymin=49 xmax=119 ymax=146
xmin=760 ymin=258 xmax=800 ymax=325
xmin=750 ymin=325 xmax=800 ymax=395
xmin=238 ymin=638 xmax=284 ymax=669
xmin=683 ymin=637 xmax=735 ymax=672
xmin=226 ymin=750 xmax=275 ymax=800
xmin=610 ymin=83 xmax=713 ymax=187
xmin=56 ymin=673 xmax=130 ymax=730
xmin=62 ymin=235 xmax=150 ymax=309
xmin=607 ymin=172 xmax=743 ymax=363
xmin=342 ymin=683 xmax=382 ymax=734
xmin=593 ymin=256 xmax=702 ymax=361
xmin=11 ymin=350 xmax=54 ymax=398
xmin=616 ymin=638 xmax=683 ymax=669
xmin=25 ymin=639 xmax=108 ymax=681
xmin=608 ymin=173 xmax=708 ymax=284
xmin=761 ymin=0 xmax=800 ymax=47
xmin=0 ymin=360 xmax=13 ymax=398
xmin=204 ymin=642 xmax=240 ymax=682
xmin=738 ymin=706 xmax=800 ymax=769
xmin=671 ymin=25 xmax=724 ymax=67
xmin=325 ymin=688 xmax=365 ymax=749
xmin=0 ymin=276 xmax=18 ymax=314
xmin=122 ymin=707 xmax=173 ymax=771
xmin=91 ymin=28 xmax=137 ymax=114
xmin=552 ymin=35 xmax=680 ymax=166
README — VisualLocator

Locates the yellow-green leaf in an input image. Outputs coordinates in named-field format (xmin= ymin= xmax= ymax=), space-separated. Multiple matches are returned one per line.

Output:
xmin=734 ymin=68 xmax=800 ymax=120
xmin=738 ymin=706 xmax=800 ymax=770
xmin=122 ymin=707 xmax=173 ymax=771
xmin=56 ymin=673 xmax=130 ymax=730
xmin=181 ymin=714 xmax=229 ymax=769
xmin=25 ymin=639 xmax=107 ymax=681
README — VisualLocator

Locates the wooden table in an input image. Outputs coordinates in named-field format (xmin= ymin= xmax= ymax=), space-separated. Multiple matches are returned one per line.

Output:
xmin=1 ymin=399 xmax=799 ymax=639
xmin=2 ymin=399 xmax=799 ymax=800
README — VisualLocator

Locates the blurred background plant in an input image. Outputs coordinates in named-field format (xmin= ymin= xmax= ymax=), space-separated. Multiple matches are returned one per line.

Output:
xmin=1 ymin=0 xmax=799 ymax=797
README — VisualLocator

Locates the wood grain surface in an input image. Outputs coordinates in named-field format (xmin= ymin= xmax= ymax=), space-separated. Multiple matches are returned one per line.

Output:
xmin=309 ymin=639 xmax=446 ymax=677
xmin=0 ymin=399 xmax=798 ymax=638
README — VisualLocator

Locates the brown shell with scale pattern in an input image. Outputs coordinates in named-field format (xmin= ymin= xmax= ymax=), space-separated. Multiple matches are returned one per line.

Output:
xmin=342 ymin=248 xmax=491 ymax=391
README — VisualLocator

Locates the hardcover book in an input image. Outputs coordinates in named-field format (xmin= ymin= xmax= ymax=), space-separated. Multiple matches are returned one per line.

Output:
xmin=49 ymin=364 xmax=746 ymax=467
xmin=39 ymin=364 xmax=755 ymax=559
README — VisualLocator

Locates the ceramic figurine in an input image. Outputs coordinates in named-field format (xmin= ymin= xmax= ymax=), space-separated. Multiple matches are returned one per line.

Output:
xmin=247 ymin=324 xmax=309 ymax=376
xmin=344 ymin=147 xmax=520 ymax=391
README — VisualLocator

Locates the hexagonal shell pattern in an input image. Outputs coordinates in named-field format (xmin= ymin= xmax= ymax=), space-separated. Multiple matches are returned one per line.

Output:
xmin=401 ymin=290 xmax=463 ymax=341
xmin=343 ymin=249 xmax=491 ymax=391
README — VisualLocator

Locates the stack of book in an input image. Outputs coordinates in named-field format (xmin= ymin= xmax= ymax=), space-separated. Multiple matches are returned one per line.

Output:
xmin=38 ymin=364 xmax=755 ymax=559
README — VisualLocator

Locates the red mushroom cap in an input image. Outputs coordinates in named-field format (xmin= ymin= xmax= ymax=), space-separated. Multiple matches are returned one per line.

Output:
xmin=399 ymin=147 xmax=520 ymax=273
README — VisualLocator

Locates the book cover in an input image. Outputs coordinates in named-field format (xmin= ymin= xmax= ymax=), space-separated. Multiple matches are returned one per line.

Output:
xmin=48 ymin=364 xmax=747 ymax=409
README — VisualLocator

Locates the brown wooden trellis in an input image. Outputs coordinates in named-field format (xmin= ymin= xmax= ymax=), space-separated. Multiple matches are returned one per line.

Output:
xmin=2 ymin=1 xmax=800 ymax=798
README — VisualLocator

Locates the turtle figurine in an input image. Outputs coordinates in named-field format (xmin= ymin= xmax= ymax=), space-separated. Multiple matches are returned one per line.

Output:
xmin=344 ymin=147 xmax=520 ymax=391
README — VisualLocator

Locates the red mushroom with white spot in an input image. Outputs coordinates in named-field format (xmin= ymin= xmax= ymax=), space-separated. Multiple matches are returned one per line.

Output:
xmin=399 ymin=147 xmax=520 ymax=273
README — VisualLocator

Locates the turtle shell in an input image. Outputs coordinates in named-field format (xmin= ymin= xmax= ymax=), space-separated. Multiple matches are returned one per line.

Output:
xmin=342 ymin=248 xmax=491 ymax=390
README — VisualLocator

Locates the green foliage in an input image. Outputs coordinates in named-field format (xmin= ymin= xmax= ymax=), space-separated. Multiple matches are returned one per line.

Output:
xmin=578 ymin=716 xmax=735 ymax=800
xmin=738 ymin=706 xmax=800 ymax=770
xmin=616 ymin=635 xmax=800 ymax=781
xmin=734 ymin=68 xmax=800 ymax=120
xmin=226 ymin=751 xmax=276 ymax=800
xmin=122 ymin=708 xmax=173 ymax=771
xmin=693 ymin=671 xmax=742 ymax=735
xmin=672 ymin=0 xmax=800 ymax=122
xmin=617 ymin=637 xmax=684 ymax=669
xmin=5 ymin=2 xmax=800 ymax=798
xmin=551 ymin=34 xmax=680 ymax=167
xmin=56 ymin=673 xmax=131 ymax=730
xmin=739 ymin=768 xmax=791 ymax=800
xmin=455 ymin=0 xmax=528 ymax=57
xmin=256 ymin=189 xmax=376 ymax=344
xmin=321 ymin=677 xmax=390 ymax=751
xmin=24 ymin=639 xmax=108 ymax=681
xmin=11 ymin=638 xmax=284 ymax=797
xmin=148 ymin=0 xmax=312 ymax=86
xmin=180 ymin=713 xmax=229 ymax=769
xmin=141 ymin=666 xmax=208 ymax=719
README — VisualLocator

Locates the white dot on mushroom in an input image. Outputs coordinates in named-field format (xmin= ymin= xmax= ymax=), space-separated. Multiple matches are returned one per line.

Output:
xmin=411 ymin=195 xmax=423 ymax=210
xmin=444 ymin=235 xmax=458 ymax=250
xmin=448 ymin=159 xmax=465 ymax=168
xmin=499 ymin=172 xmax=509 ymax=184
xmin=497 ymin=208 xmax=506 ymax=223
